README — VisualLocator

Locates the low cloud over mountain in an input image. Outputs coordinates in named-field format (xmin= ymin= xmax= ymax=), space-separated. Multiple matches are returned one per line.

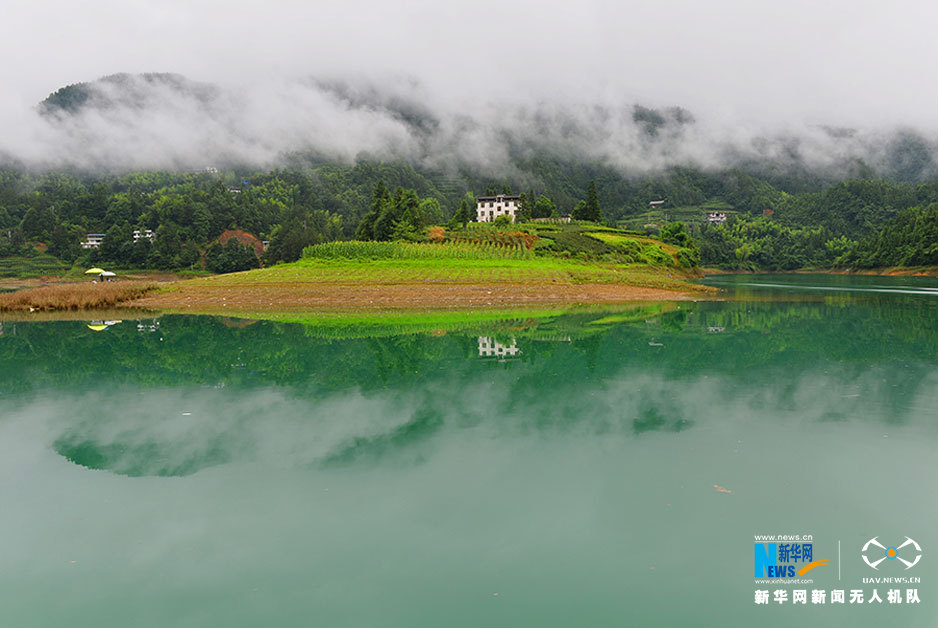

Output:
xmin=0 ymin=72 xmax=928 ymax=183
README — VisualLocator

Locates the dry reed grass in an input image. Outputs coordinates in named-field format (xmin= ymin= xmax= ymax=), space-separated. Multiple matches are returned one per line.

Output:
xmin=0 ymin=281 xmax=158 ymax=312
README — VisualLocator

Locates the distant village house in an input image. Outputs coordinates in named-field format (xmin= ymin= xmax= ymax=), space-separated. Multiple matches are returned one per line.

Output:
xmin=83 ymin=230 xmax=155 ymax=248
xmin=81 ymin=234 xmax=105 ymax=249
xmin=476 ymin=194 xmax=519 ymax=223
xmin=707 ymin=212 xmax=727 ymax=224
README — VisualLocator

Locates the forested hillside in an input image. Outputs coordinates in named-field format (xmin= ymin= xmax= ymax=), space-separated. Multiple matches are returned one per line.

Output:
xmin=2 ymin=156 xmax=938 ymax=273
xmin=3 ymin=73 xmax=938 ymax=274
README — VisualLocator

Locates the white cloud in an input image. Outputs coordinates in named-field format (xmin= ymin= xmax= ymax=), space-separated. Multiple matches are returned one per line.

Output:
xmin=1 ymin=0 xmax=937 ymax=172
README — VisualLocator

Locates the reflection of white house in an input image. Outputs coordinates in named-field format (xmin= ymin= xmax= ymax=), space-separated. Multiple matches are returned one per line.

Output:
xmin=707 ymin=326 xmax=725 ymax=333
xmin=137 ymin=319 xmax=160 ymax=333
xmin=81 ymin=233 xmax=105 ymax=249
xmin=478 ymin=336 xmax=521 ymax=360
xmin=476 ymin=194 xmax=520 ymax=223
xmin=532 ymin=335 xmax=572 ymax=342
xmin=707 ymin=212 xmax=727 ymax=224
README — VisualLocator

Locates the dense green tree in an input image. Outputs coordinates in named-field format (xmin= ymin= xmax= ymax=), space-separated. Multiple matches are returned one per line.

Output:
xmin=574 ymin=180 xmax=602 ymax=222
xmin=517 ymin=192 xmax=532 ymax=222
xmin=20 ymin=207 xmax=57 ymax=240
xmin=844 ymin=203 xmax=938 ymax=268
xmin=356 ymin=180 xmax=390 ymax=240
xmin=47 ymin=223 xmax=80 ymax=262
xmin=418 ymin=197 xmax=443 ymax=225
xmin=205 ymin=239 xmax=260 ymax=273
xmin=264 ymin=216 xmax=319 ymax=264
xmin=533 ymin=194 xmax=556 ymax=219
xmin=452 ymin=199 xmax=472 ymax=229
xmin=660 ymin=222 xmax=692 ymax=248
xmin=99 ymin=222 xmax=134 ymax=264
xmin=148 ymin=223 xmax=182 ymax=269
xmin=129 ymin=237 xmax=152 ymax=267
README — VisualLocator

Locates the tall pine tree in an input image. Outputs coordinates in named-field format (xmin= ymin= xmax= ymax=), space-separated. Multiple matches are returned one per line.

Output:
xmin=585 ymin=180 xmax=602 ymax=222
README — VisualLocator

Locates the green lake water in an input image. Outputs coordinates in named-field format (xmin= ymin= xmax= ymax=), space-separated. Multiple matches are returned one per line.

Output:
xmin=2 ymin=273 xmax=938 ymax=626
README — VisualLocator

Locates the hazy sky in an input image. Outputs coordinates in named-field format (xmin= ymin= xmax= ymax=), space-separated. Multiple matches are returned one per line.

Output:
xmin=2 ymin=0 xmax=936 ymax=169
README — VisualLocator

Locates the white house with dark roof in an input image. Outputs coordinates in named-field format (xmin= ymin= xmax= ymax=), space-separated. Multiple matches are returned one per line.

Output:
xmin=707 ymin=212 xmax=727 ymax=224
xmin=476 ymin=194 xmax=520 ymax=223
xmin=81 ymin=234 xmax=105 ymax=249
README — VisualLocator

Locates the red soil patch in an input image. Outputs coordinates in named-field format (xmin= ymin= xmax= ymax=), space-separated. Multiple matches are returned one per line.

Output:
xmin=218 ymin=229 xmax=265 ymax=257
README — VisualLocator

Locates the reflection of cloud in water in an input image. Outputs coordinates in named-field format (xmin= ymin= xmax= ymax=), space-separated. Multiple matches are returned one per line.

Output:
xmin=38 ymin=363 xmax=938 ymax=477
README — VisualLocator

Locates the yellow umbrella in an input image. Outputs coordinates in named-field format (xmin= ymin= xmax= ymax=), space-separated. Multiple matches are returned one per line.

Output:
xmin=87 ymin=324 xmax=110 ymax=331
xmin=85 ymin=267 xmax=106 ymax=274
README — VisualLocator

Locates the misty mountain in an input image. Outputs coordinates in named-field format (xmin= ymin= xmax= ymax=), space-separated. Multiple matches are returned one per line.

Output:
xmin=39 ymin=73 xmax=221 ymax=116
xmin=17 ymin=73 xmax=938 ymax=187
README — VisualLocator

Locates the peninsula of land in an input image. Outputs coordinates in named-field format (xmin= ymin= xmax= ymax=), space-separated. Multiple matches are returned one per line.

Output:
xmin=0 ymin=226 xmax=711 ymax=315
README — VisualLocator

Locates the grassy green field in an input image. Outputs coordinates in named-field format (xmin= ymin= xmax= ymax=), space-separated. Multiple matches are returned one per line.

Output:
xmin=0 ymin=255 xmax=71 ymax=278
xmin=155 ymin=227 xmax=705 ymax=301
xmin=3 ymin=224 xmax=710 ymax=313
xmin=195 ymin=255 xmax=693 ymax=290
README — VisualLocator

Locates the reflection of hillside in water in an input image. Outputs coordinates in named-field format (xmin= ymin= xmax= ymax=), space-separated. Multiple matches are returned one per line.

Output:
xmin=4 ymin=277 xmax=938 ymax=477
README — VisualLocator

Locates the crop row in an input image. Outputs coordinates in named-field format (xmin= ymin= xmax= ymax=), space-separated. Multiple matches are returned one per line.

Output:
xmin=302 ymin=240 xmax=533 ymax=261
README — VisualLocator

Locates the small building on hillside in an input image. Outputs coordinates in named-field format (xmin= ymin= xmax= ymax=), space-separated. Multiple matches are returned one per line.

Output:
xmin=707 ymin=212 xmax=727 ymax=224
xmin=133 ymin=229 xmax=155 ymax=242
xmin=476 ymin=194 xmax=520 ymax=223
xmin=649 ymin=200 xmax=665 ymax=208
xmin=81 ymin=234 xmax=105 ymax=249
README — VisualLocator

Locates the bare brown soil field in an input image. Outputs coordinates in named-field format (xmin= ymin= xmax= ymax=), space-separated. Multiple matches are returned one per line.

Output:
xmin=129 ymin=281 xmax=705 ymax=313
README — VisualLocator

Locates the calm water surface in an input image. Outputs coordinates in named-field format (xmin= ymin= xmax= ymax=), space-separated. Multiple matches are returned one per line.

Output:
xmin=2 ymin=274 xmax=938 ymax=627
